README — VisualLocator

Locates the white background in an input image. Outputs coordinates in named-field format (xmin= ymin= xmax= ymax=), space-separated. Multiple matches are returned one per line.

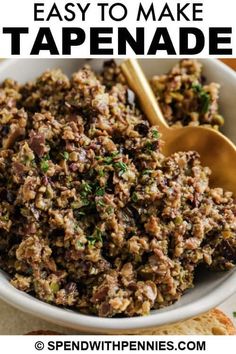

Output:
xmin=0 ymin=335 xmax=235 ymax=353
xmin=0 ymin=0 xmax=235 ymax=57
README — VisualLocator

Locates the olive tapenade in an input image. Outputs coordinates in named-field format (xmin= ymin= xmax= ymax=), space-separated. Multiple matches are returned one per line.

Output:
xmin=0 ymin=62 xmax=235 ymax=318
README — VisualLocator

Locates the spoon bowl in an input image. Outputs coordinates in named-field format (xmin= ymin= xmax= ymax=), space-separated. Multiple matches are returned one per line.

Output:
xmin=163 ymin=125 xmax=236 ymax=194
xmin=121 ymin=59 xmax=236 ymax=195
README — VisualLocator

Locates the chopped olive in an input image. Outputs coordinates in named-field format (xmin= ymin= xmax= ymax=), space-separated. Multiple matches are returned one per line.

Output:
xmin=134 ymin=123 xmax=149 ymax=136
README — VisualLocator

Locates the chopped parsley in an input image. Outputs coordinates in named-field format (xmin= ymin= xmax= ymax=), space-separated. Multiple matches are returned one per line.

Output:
xmin=107 ymin=206 xmax=114 ymax=214
xmin=233 ymin=312 xmax=236 ymax=318
xmin=142 ymin=169 xmax=152 ymax=175
xmin=201 ymin=93 xmax=211 ymax=114
xmin=98 ymin=170 xmax=105 ymax=177
xmin=96 ymin=199 xmax=105 ymax=207
xmin=76 ymin=241 xmax=84 ymax=249
xmin=40 ymin=154 xmax=50 ymax=173
xmin=104 ymin=156 xmax=113 ymax=165
xmin=96 ymin=187 xmax=105 ymax=196
xmin=77 ymin=211 xmax=86 ymax=216
xmin=80 ymin=182 xmax=92 ymax=198
xmin=87 ymin=228 xmax=103 ymax=247
xmin=83 ymin=183 xmax=92 ymax=193
xmin=111 ymin=151 xmax=119 ymax=157
xmin=103 ymin=152 xmax=119 ymax=165
xmin=94 ymin=228 xmax=103 ymax=243
xmin=131 ymin=192 xmax=138 ymax=203
xmin=145 ymin=141 xmax=154 ymax=153
xmin=63 ymin=151 xmax=69 ymax=160
xmin=87 ymin=238 xmax=96 ymax=247
xmin=40 ymin=159 xmax=49 ymax=173
xmin=71 ymin=201 xmax=80 ymax=209
xmin=114 ymin=161 xmax=127 ymax=176
xmin=152 ymin=129 xmax=160 ymax=139
xmin=192 ymin=82 xmax=202 ymax=92
xmin=192 ymin=82 xmax=211 ymax=114
xmin=81 ymin=198 xmax=90 ymax=207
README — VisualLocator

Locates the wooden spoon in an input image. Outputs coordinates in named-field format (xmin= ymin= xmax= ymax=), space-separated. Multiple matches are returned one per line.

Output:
xmin=121 ymin=59 xmax=236 ymax=194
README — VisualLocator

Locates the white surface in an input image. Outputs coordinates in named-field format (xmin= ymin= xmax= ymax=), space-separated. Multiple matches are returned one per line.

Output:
xmin=0 ymin=0 xmax=236 ymax=58
xmin=0 ymin=335 xmax=235 ymax=354
xmin=0 ymin=59 xmax=236 ymax=333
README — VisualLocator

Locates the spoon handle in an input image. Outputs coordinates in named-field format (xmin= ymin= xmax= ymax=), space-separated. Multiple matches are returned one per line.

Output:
xmin=121 ymin=59 xmax=169 ymax=131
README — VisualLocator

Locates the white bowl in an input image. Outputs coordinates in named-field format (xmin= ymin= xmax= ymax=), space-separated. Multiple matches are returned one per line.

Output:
xmin=0 ymin=59 xmax=236 ymax=333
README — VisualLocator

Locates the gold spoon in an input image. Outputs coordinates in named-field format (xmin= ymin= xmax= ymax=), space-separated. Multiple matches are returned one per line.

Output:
xmin=121 ymin=59 xmax=236 ymax=194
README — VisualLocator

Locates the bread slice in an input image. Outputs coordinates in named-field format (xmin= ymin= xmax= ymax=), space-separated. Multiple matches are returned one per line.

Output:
xmin=140 ymin=309 xmax=236 ymax=335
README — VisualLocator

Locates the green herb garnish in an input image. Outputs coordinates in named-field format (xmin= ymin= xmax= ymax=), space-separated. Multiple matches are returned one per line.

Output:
xmin=131 ymin=192 xmax=138 ymax=203
xmin=80 ymin=182 xmax=92 ymax=198
xmin=114 ymin=161 xmax=127 ymax=176
xmin=142 ymin=169 xmax=152 ymax=175
xmin=77 ymin=211 xmax=86 ymax=216
xmin=40 ymin=159 xmax=49 ymax=173
xmin=233 ymin=312 xmax=236 ymax=318
xmin=192 ymin=83 xmax=202 ymax=93
xmin=94 ymin=228 xmax=103 ymax=243
xmin=87 ymin=228 xmax=103 ymax=247
xmin=104 ymin=156 xmax=113 ymax=164
xmin=107 ymin=206 xmax=114 ymax=214
xmin=83 ymin=183 xmax=92 ymax=193
xmin=98 ymin=170 xmax=105 ymax=177
xmin=76 ymin=241 xmax=84 ymax=249
xmin=104 ymin=152 xmax=119 ymax=165
xmin=71 ymin=201 xmax=81 ymax=209
xmin=201 ymin=93 xmax=211 ymax=114
xmin=88 ymin=238 xmax=96 ymax=247
xmin=145 ymin=141 xmax=154 ymax=153
xmin=192 ymin=82 xmax=211 ymax=114
xmin=40 ymin=154 xmax=50 ymax=173
xmin=152 ymin=129 xmax=160 ymax=139
xmin=111 ymin=151 xmax=119 ymax=157
xmin=63 ymin=151 xmax=69 ymax=160
xmin=96 ymin=199 xmax=105 ymax=207
xmin=81 ymin=198 xmax=90 ymax=206
xmin=96 ymin=187 xmax=105 ymax=196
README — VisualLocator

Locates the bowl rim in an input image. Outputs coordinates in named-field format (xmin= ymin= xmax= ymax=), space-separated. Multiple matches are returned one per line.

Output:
xmin=0 ymin=58 xmax=236 ymax=332
xmin=1 ymin=57 xmax=236 ymax=79
xmin=0 ymin=269 xmax=236 ymax=332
